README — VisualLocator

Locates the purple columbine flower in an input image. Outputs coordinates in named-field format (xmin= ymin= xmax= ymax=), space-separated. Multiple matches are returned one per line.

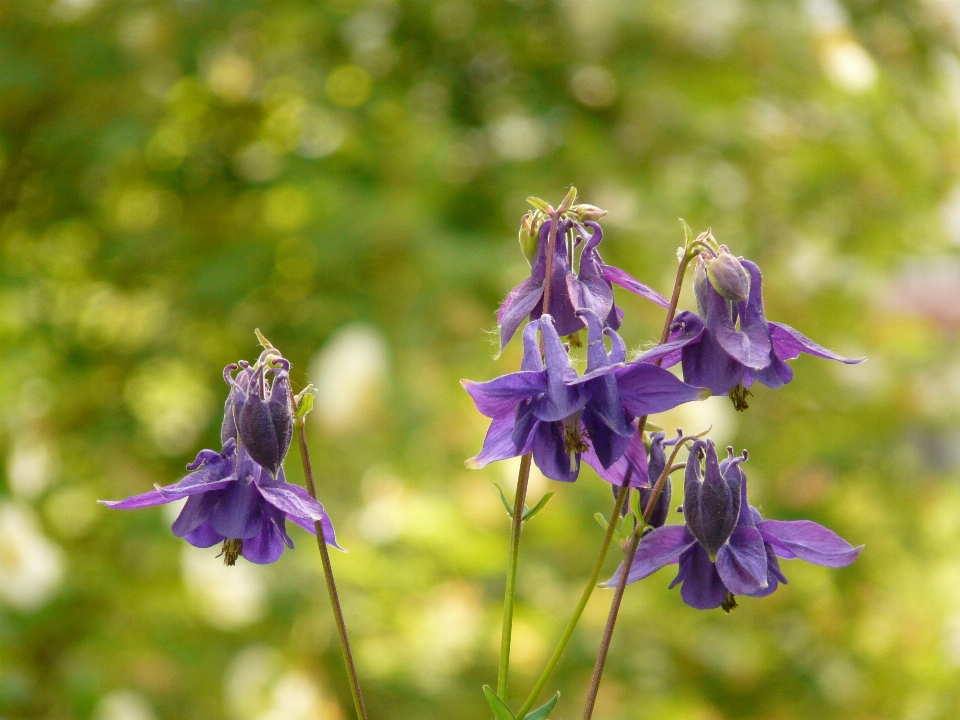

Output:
xmin=223 ymin=351 xmax=294 ymax=477
xmin=606 ymin=439 xmax=861 ymax=611
xmin=463 ymin=312 xmax=707 ymax=484
xmin=640 ymin=258 xmax=864 ymax=409
xmin=101 ymin=439 xmax=340 ymax=565
xmin=497 ymin=219 xmax=668 ymax=352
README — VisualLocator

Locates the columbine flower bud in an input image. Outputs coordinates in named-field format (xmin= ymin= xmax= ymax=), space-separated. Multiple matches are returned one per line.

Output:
xmin=705 ymin=250 xmax=751 ymax=303
xmin=683 ymin=440 xmax=741 ymax=559
xmin=570 ymin=204 xmax=608 ymax=222
xmin=518 ymin=212 xmax=539 ymax=265
xmin=237 ymin=355 xmax=293 ymax=478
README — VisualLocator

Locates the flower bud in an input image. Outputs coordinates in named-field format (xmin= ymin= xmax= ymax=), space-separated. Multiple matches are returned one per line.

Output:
xmin=705 ymin=251 xmax=750 ymax=303
xmin=683 ymin=440 xmax=741 ymax=559
xmin=518 ymin=212 xmax=539 ymax=265
xmin=237 ymin=359 xmax=294 ymax=478
xmin=638 ymin=432 xmax=673 ymax=528
xmin=570 ymin=203 xmax=608 ymax=222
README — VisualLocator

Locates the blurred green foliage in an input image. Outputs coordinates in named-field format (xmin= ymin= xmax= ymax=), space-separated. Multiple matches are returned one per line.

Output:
xmin=2 ymin=0 xmax=960 ymax=719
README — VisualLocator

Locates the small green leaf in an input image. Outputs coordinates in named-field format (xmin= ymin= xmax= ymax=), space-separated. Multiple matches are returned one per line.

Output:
xmin=493 ymin=483 xmax=515 ymax=518
xmin=294 ymin=388 xmax=316 ymax=419
xmin=524 ymin=691 xmax=560 ymax=720
xmin=483 ymin=685 xmax=516 ymax=720
xmin=522 ymin=492 xmax=555 ymax=521
xmin=594 ymin=512 xmax=610 ymax=532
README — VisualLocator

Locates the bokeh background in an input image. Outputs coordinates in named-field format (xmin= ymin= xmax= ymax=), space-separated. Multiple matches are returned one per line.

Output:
xmin=2 ymin=0 xmax=959 ymax=718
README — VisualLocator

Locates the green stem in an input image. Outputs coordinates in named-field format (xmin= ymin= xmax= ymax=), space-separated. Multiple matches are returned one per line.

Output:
xmin=294 ymin=417 xmax=369 ymax=720
xmin=515 ymin=483 xmax=629 ymax=719
xmin=497 ymin=207 xmax=563 ymax=703
xmin=497 ymin=453 xmax=532 ymax=699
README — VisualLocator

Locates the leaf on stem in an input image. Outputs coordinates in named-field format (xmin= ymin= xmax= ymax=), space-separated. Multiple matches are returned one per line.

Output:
xmin=522 ymin=492 xmax=555 ymax=521
xmin=493 ymin=483 xmax=515 ymax=518
xmin=483 ymin=685 xmax=516 ymax=720
xmin=524 ymin=691 xmax=560 ymax=720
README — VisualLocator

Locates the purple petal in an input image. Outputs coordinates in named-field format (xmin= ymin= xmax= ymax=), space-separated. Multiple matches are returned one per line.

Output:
xmin=680 ymin=330 xmax=745 ymax=395
xmin=715 ymin=526 xmax=769 ymax=595
xmin=466 ymin=415 xmax=526 ymax=469
xmin=520 ymin=319 xmax=545 ymax=372
xmin=171 ymin=491 xmax=220 ymax=537
xmin=286 ymin=509 xmax=342 ymax=551
xmin=182 ymin=521 xmax=224 ymax=548
xmin=708 ymin=270 xmax=771 ymax=370
xmin=768 ymin=322 xmax=865 ymax=365
xmin=461 ymin=371 xmax=547 ymax=419
xmin=747 ymin=543 xmax=788 ymax=598
xmin=677 ymin=544 xmax=730 ymax=610
xmin=583 ymin=429 xmax=649 ymax=487
xmin=614 ymin=362 xmax=709 ymax=417
xmin=100 ymin=490 xmax=171 ymax=510
xmin=209 ymin=477 xmax=264 ymax=540
xmin=260 ymin=482 xmax=343 ymax=550
xmin=241 ymin=510 xmax=289 ymax=564
xmin=603 ymin=525 xmax=695 ymax=587
xmin=601 ymin=265 xmax=669 ymax=308
xmin=533 ymin=315 xmax=586 ymax=422
xmin=530 ymin=221 xmax=582 ymax=336
xmin=497 ymin=278 xmax=544 ymax=352
xmin=532 ymin=420 xmax=580 ymax=482
xmin=578 ymin=308 xmax=612 ymax=373
xmin=758 ymin=519 xmax=862 ymax=567
xmin=750 ymin=352 xmax=794 ymax=390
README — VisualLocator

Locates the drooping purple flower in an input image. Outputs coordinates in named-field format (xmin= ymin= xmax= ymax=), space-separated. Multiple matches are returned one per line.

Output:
xmin=223 ymin=351 xmax=294 ymax=477
xmin=641 ymin=258 xmax=864 ymax=409
xmin=605 ymin=440 xmax=861 ymax=610
xmin=497 ymin=220 xmax=668 ymax=352
xmin=463 ymin=313 xmax=707 ymax=484
xmin=101 ymin=440 xmax=340 ymax=565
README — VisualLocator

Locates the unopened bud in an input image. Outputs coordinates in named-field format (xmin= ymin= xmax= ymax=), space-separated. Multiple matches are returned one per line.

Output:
xmin=705 ymin=251 xmax=750 ymax=303
xmin=570 ymin=203 xmax=608 ymax=222
xmin=518 ymin=212 xmax=539 ymax=265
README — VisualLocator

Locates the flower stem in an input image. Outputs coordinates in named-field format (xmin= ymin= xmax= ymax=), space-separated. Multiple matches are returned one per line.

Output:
xmin=515 ymin=483 xmax=629 ymax=719
xmin=580 ymin=246 xmax=696 ymax=720
xmin=294 ymin=418 xmax=369 ymax=720
xmin=497 ymin=453 xmax=532 ymax=699
xmin=497 ymin=207 xmax=564 ymax=703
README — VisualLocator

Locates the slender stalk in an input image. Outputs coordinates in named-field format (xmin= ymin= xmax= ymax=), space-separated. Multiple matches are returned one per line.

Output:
xmin=294 ymin=418 xmax=369 ymax=720
xmin=515 ymin=483 xmax=629 ymax=719
xmin=497 ymin=208 xmax=563 ymax=701
xmin=581 ymin=247 xmax=697 ymax=720
xmin=497 ymin=453 xmax=532 ymax=698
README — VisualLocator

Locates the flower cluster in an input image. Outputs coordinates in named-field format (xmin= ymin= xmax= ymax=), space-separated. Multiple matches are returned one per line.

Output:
xmin=465 ymin=204 xmax=706 ymax=488
xmin=464 ymin=202 xmax=863 ymax=616
xmin=102 ymin=346 xmax=338 ymax=565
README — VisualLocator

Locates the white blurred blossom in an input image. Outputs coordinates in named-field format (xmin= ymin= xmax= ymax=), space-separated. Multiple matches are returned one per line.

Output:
xmin=310 ymin=324 xmax=389 ymax=433
xmin=7 ymin=437 xmax=57 ymax=500
xmin=489 ymin=115 xmax=546 ymax=162
xmin=124 ymin=359 xmax=214 ymax=456
xmin=92 ymin=690 xmax=158 ymax=720
xmin=181 ymin=545 xmax=266 ymax=630
xmin=0 ymin=503 xmax=64 ymax=611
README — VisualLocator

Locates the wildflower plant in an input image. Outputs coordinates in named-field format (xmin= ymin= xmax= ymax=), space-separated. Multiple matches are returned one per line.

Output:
xmin=459 ymin=192 xmax=864 ymax=720
xmin=100 ymin=190 xmax=863 ymax=720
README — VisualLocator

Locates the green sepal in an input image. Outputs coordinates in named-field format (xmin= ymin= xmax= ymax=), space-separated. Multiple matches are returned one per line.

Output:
xmin=294 ymin=386 xmax=316 ymax=419
xmin=526 ymin=196 xmax=551 ymax=214
xmin=493 ymin=483 xmax=515 ymax=518
xmin=483 ymin=685 xmax=516 ymax=720
xmin=522 ymin=492 xmax=555 ymax=521
xmin=524 ymin=691 xmax=560 ymax=720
